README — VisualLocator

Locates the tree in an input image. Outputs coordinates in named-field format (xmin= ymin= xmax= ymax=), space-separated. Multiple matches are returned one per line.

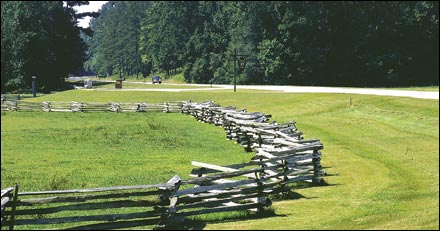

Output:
xmin=140 ymin=1 xmax=197 ymax=78
xmin=84 ymin=1 xmax=439 ymax=87
xmin=1 ymin=1 xmax=92 ymax=92
xmin=88 ymin=1 xmax=149 ymax=79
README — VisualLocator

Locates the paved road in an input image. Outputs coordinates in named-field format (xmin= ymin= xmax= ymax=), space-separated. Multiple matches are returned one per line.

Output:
xmin=236 ymin=85 xmax=439 ymax=100
xmin=87 ymin=82 xmax=438 ymax=100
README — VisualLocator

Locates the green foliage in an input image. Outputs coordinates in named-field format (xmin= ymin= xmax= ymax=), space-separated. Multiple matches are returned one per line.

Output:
xmin=1 ymin=1 xmax=89 ymax=92
xmin=139 ymin=1 xmax=197 ymax=78
xmin=4 ymin=1 xmax=438 ymax=92
xmin=87 ymin=1 xmax=149 ymax=78
xmin=138 ymin=1 xmax=438 ymax=87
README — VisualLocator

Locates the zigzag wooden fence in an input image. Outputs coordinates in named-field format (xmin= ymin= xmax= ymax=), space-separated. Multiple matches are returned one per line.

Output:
xmin=1 ymin=182 xmax=177 ymax=230
xmin=1 ymin=100 xmax=325 ymax=230
xmin=0 ymin=100 xmax=185 ymax=113
xmin=181 ymin=101 xmax=325 ymax=185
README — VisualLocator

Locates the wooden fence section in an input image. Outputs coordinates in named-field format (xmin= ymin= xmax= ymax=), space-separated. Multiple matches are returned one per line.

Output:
xmin=1 ymin=171 xmax=277 ymax=230
xmin=1 ymin=187 xmax=16 ymax=230
xmin=0 ymin=100 xmax=188 ymax=113
xmin=181 ymin=101 xmax=325 ymax=184
xmin=0 ymin=167 xmax=280 ymax=230
xmin=0 ymin=95 xmax=21 ymax=102
xmin=1 ymin=100 xmax=326 ymax=229
xmin=174 ymin=161 xmax=275 ymax=221
xmin=1 ymin=181 xmax=180 ymax=230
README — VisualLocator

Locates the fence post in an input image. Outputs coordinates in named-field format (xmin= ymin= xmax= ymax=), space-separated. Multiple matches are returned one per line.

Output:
xmin=280 ymin=159 xmax=293 ymax=197
xmin=163 ymin=102 xmax=169 ymax=113
xmin=312 ymin=150 xmax=323 ymax=185
xmin=257 ymin=133 xmax=262 ymax=148
xmin=12 ymin=101 xmax=18 ymax=112
xmin=1 ymin=188 xmax=13 ymax=229
xmin=109 ymin=102 xmax=121 ymax=112
xmin=255 ymin=169 xmax=271 ymax=214
xmin=244 ymin=131 xmax=253 ymax=152
xmin=5 ymin=101 xmax=11 ymax=111
xmin=179 ymin=102 xmax=185 ymax=114
xmin=8 ymin=183 xmax=19 ymax=230
xmin=42 ymin=102 xmax=51 ymax=112
xmin=158 ymin=175 xmax=181 ymax=228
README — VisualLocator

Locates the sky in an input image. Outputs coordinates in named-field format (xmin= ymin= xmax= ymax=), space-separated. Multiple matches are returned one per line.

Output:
xmin=73 ymin=1 xmax=108 ymax=28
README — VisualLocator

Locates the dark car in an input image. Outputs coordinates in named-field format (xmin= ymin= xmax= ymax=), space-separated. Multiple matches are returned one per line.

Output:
xmin=152 ymin=75 xmax=162 ymax=84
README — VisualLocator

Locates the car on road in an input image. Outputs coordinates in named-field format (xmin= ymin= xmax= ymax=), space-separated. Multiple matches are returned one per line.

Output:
xmin=152 ymin=75 xmax=162 ymax=84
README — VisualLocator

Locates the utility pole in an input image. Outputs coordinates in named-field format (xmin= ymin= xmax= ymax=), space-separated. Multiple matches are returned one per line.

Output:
xmin=32 ymin=76 xmax=37 ymax=97
xmin=234 ymin=49 xmax=237 ymax=92
xmin=233 ymin=49 xmax=248 ymax=93
xmin=119 ymin=57 xmax=122 ymax=80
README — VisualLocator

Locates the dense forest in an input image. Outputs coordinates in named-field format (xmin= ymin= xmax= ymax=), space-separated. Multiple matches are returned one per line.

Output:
xmin=1 ymin=1 xmax=439 ymax=92
xmin=87 ymin=1 xmax=439 ymax=87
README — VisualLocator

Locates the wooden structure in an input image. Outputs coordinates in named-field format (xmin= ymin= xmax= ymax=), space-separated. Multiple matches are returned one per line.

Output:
xmin=1 ymin=100 xmax=325 ymax=229
xmin=181 ymin=101 xmax=325 ymax=184
xmin=1 ymin=180 xmax=180 ymax=230
xmin=0 ymin=100 xmax=186 ymax=113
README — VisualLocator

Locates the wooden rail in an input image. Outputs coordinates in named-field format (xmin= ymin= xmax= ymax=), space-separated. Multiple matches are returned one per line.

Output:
xmin=1 ymin=181 xmax=179 ymax=230
xmin=0 ymin=170 xmax=273 ymax=230
xmin=181 ymin=100 xmax=325 ymax=184
xmin=0 ymin=100 xmax=188 ymax=113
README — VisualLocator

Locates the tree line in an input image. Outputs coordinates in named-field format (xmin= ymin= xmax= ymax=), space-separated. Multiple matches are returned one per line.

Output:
xmin=88 ymin=1 xmax=438 ymax=87
xmin=2 ymin=1 xmax=438 ymax=92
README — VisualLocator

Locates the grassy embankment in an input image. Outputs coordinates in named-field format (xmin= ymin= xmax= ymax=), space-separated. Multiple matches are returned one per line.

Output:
xmin=1 ymin=89 xmax=438 ymax=229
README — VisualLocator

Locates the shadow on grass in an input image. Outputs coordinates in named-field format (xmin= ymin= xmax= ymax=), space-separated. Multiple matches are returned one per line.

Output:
xmin=158 ymin=181 xmax=340 ymax=230
xmin=321 ymin=166 xmax=339 ymax=176
xmin=269 ymin=179 xmax=341 ymax=202
xmin=159 ymin=208 xmax=282 ymax=230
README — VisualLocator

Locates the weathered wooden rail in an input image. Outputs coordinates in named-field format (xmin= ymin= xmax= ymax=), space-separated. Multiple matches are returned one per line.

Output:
xmin=1 ymin=180 xmax=181 ymax=230
xmin=0 ymin=100 xmax=187 ymax=113
xmin=1 ymin=100 xmax=325 ymax=229
xmin=1 ymin=170 xmax=274 ymax=230
xmin=181 ymin=101 xmax=325 ymax=184
xmin=0 ymin=158 xmax=316 ymax=230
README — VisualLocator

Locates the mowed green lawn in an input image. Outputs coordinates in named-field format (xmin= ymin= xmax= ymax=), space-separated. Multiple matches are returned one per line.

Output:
xmin=1 ymin=89 xmax=438 ymax=230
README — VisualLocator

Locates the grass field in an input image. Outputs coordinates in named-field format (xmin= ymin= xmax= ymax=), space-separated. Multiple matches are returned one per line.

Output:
xmin=1 ymin=89 xmax=438 ymax=229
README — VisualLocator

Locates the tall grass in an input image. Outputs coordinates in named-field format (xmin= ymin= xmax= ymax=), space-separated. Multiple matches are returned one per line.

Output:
xmin=1 ymin=112 xmax=252 ymax=191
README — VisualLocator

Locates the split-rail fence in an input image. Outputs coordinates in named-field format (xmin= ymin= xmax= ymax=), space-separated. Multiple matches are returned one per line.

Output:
xmin=1 ymin=99 xmax=325 ymax=229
